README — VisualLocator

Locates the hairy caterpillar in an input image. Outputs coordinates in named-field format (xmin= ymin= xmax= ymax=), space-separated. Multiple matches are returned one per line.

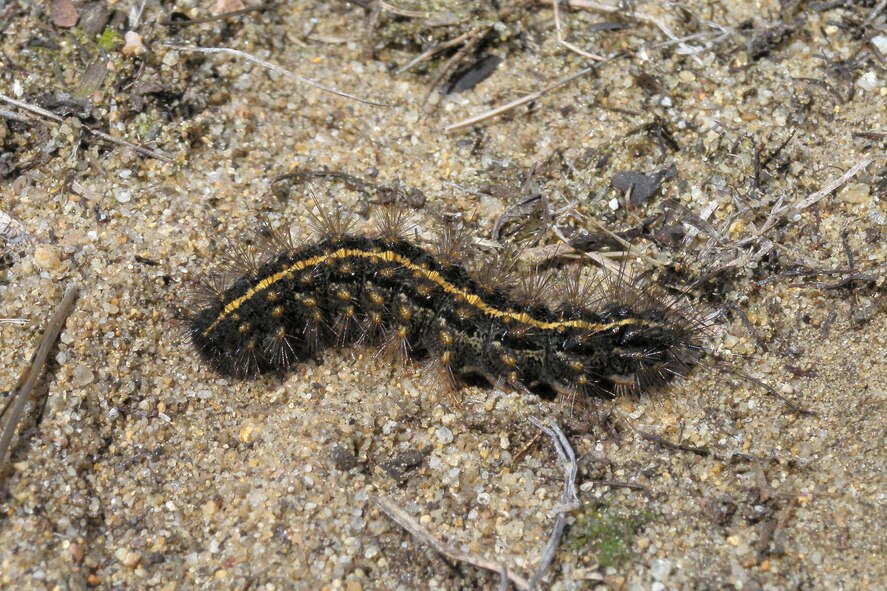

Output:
xmin=188 ymin=208 xmax=704 ymax=398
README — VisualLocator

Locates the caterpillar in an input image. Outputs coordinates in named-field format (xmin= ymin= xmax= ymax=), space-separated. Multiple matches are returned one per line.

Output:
xmin=188 ymin=207 xmax=704 ymax=399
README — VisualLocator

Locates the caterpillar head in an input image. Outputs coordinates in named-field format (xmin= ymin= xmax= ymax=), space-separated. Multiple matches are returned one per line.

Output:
xmin=603 ymin=307 xmax=702 ymax=396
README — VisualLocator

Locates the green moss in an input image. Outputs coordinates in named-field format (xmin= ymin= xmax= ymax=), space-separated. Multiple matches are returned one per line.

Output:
xmin=567 ymin=502 xmax=654 ymax=569
xmin=97 ymin=28 xmax=119 ymax=52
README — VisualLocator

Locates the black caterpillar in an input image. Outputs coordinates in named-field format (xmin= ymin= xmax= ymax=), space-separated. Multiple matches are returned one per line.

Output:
xmin=189 ymin=212 xmax=703 ymax=398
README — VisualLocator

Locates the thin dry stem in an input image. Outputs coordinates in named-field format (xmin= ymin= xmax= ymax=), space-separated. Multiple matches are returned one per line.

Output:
xmin=161 ymin=45 xmax=388 ymax=108
xmin=541 ymin=0 xmax=712 ymax=64
xmin=396 ymin=29 xmax=475 ymax=74
xmin=553 ymin=0 xmax=606 ymax=61
xmin=528 ymin=417 xmax=579 ymax=589
xmin=0 ymin=93 xmax=173 ymax=162
xmin=373 ymin=495 xmax=530 ymax=590
xmin=445 ymin=62 xmax=602 ymax=132
xmin=0 ymin=285 xmax=79 ymax=484
xmin=740 ymin=156 xmax=876 ymax=245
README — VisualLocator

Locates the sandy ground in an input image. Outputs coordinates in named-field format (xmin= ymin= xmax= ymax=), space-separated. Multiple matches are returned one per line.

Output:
xmin=1 ymin=1 xmax=885 ymax=590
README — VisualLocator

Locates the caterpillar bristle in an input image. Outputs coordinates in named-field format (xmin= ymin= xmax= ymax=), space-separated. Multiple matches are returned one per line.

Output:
xmin=188 ymin=274 xmax=231 ymax=310
xmin=419 ymin=355 xmax=459 ymax=396
xmin=512 ymin=267 xmax=556 ymax=308
xmin=372 ymin=203 xmax=416 ymax=242
xmin=306 ymin=203 xmax=356 ymax=241
xmin=331 ymin=307 xmax=360 ymax=347
xmin=256 ymin=217 xmax=298 ymax=258
xmin=226 ymin=241 xmax=263 ymax=277
xmin=556 ymin=267 xmax=604 ymax=311
xmin=432 ymin=221 xmax=473 ymax=267
xmin=263 ymin=328 xmax=296 ymax=371
xmin=469 ymin=247 xmax=519 ymax=294
xmin=376 ymin=328 xmax=414 ymax=366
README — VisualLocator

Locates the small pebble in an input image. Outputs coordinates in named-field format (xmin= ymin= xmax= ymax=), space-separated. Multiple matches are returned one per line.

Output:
xmin=69 ymin=543 xmax=85 ymax=564
xmin=115 ymin=548 xmax=140 ymax=568
xmin=840 ymin=182 xmax=870 ymax=205
xmin=855 ymin=71 xmax=878 ymax=92
xmin=214 ymin=0 xmax=246 ymax=14
xmin=650 ymin=558 xmax=672 ymax=581
xmin=202 ymin=500 xmax=218 ymax=519
xmin=435 ymin=426 xmax=454 ymax=444
xmin=33 ymin=245 xmax=62 ymax=271
xmin=71 ymin=365 xmax=95 ymax=387
xmin=239 ymin=419 xmax=260 ymax=443
xmin=122 ymin=31 xmax=145 ymax=57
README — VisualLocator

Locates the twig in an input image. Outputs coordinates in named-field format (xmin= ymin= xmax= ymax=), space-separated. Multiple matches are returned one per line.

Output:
xmin=715 ymin=363 xmax=816 ymax=416
xmin=130 ymin=0 xmax=148 ymax=29
xmin=772 ymin=157 xmax=875 ymax=220
xmin=378 ymin=1 xmax=443 ymax=19
xmin=0 ymin=108 xmax=37 ymax=125
xmin=423 ymin=26 xmax=491 ymax=102
xmin=528 ymin=417 xmax=579 ymax=590
xmin=540 ymin=0 xmax=708 ymax=64
xmin=160 ymin=44 xmax=389 ymax=108
xmin=861 ymin=0 xmax=887 ymax=30
xmin=0 ymin=284 xmax=79 ymax=484
xmin=736 ymin=156 xmax=877 ymax=247
xmin=373 ymin=496 xmax=530 ymax=590
xmin=396 ymin=29 xmax=476 ymax=74
xmin=588 ymin=479 xmax=647 ymax=492
xmin=0 ymin=93 xmax=173 ymax=162
xmin=553 ymin=0 xmax=606 ymax=61
xmin=637 ymin=430 xmax=711 ymax=457
xmin=445 ymin=58 xmax=610 ymax=132
xmin=551 ymin=224 xmax=622 ymax=275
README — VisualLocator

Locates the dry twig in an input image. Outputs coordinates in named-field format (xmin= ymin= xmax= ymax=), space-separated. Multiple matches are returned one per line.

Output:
xmin=0 ymin=93 xmax=173 ymax=162
xmin=539 ymin=0 xmax=721 ymax=64
xmin=715 ymin=363 xmax=816 ymax=417
xmin=528 ymin=417 xmax=579 ymax=589
xmin=552 ymin=0 xmax=606 ymax=61
xmin=445 ymin=59 xmax=609 ymax=132
xmin=771 ymin=157 xmax=876 ymax=221
xmin=861 ymin=0 xmax=887 ymax=30
xmin=0 ymin=284 xmax=79 ymax=484
xmin=730 ymin=156 xmax=877 ymax=251
xmin=161 ymin=44 xmax=389 ymax=108
xmin=373 ymin=495 xmax=530 ymax=590
xmin=373 ymin=417 xmax=579 ymax=589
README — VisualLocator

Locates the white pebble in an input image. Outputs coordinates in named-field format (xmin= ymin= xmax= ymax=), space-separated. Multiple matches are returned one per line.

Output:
xmin=122 ymin=31 xmax=145 ymax=57
xmin=650 ymin=558 xmax=672 ymax=581
xmin=436 ymin=426 xmax=454 ymax=444
xmin=855 ymin=71 xmax=878 ymax=92
xmin=71 ymin=365 xmax=95 ymax=387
